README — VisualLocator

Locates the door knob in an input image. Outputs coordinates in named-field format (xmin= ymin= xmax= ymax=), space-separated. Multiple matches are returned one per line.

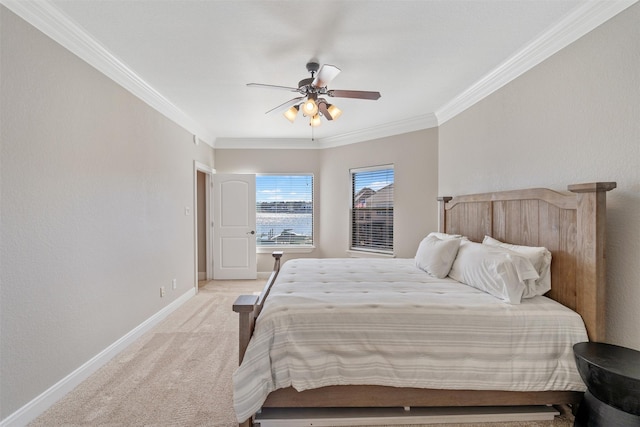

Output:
xmin=247 ymin=230 xmax=255 ymax=235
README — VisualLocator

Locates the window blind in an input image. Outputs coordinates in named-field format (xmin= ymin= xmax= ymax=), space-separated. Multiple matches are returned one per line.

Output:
xmin=350 ymin=166 xmax=394 ymax=253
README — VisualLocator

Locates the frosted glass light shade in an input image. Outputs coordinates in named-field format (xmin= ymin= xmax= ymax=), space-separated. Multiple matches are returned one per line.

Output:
xmin=284 ymin=105 xmax=299 ymax=123
xmin=310 ymin=114 xmax=322 ymax=127
xmin=302 ymin=98 xmax=318 ymax=117
xmin=327 ymin=104 xmax=342 ymax=120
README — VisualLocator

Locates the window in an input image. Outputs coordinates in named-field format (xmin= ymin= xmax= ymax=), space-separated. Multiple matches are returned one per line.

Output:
xmin=351 ymin=165 xmax=394 ymax=254
xmin=256 ymin=174 xmax=313 ymax=247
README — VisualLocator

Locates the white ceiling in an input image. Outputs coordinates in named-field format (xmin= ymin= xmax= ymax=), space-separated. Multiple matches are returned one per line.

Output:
xmin=4 ymin=0 xmax=636 ymax=148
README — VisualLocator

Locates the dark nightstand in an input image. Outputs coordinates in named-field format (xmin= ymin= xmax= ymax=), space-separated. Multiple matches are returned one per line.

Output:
xmin=573 ymin=342 xmax=640 ymax=426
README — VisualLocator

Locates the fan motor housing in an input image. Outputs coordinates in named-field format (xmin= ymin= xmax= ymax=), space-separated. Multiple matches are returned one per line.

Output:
xmin=298 ymin=77 xmax=313 ymax=89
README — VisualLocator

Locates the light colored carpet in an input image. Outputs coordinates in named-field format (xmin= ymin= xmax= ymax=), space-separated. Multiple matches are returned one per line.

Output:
xmin=29 ymin=280 xmax=575 ymax=427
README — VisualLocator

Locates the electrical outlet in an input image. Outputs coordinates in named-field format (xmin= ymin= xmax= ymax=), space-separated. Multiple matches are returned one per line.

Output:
xmin=172 ymin=279 xmax=177 ymax=290
xmin=160 ymin=286 xmax=165 ymax=297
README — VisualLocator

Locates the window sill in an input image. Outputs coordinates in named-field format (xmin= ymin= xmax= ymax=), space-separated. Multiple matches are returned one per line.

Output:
xmin=346 ymin=250 xmax=395 ymax=259
xmin=257 ymin=246 xmax=316 ymax=254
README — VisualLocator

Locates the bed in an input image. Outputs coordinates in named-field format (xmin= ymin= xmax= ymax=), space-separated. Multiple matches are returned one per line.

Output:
xmin=232 ymin=182 xmax=616 ymax=426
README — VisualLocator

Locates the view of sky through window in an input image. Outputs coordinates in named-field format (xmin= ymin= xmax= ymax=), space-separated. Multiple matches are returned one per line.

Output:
xmin=353 ymin=169 xmax=394 ymax=193
xmin=256 ymin=175 xmax=312 ymax=203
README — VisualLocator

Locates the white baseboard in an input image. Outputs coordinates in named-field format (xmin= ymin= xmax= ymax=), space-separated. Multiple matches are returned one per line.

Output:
xmin=198 ymin=271 xmax=206 ymax=281
xmin=0 ymin=288 xmax=196 ymax=427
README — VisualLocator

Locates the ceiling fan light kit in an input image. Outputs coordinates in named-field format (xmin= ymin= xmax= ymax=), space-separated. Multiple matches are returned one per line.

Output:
xmin=248 ymin=61 xmax=381 ymax=128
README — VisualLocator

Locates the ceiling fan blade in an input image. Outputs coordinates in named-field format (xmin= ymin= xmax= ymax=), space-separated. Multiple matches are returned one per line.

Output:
xmin=328 ymin=89 xmax=381 ymax=100
xmin=264 ymin=96 xmax=304 ymax=114
xmin=312 ymin=64 xmax=341 ymax=88
xmin=318 ymin=102 xmax=333 ymax=121
xmin=247 ymin=83 xmax=300 ymax=92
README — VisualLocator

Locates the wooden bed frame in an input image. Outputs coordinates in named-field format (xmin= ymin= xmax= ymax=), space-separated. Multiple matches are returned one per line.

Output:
xmin=233 ymin=182 xmax=616 ymax=426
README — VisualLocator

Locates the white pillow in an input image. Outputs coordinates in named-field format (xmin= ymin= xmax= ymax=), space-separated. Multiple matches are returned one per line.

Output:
xmin=482 ymin=236 xmax=552 ymax=298
xmin=427 ymin=232 xmax=463 ymax=241
xmin=448 ymin=241 xmax=539 ymax=304
xmin=415 ymin=235 xmax=462 ymax=278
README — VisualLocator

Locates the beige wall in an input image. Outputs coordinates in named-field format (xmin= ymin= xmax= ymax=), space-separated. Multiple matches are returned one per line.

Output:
xmin=0 ymin=7 xmax=215 ymax=418
xmin=214 ymin=129 xmax=439 ymax=270
xmin=319 ymin=130 xmax=439 ymax=259
xmin=439 ymin=3 xmax=640 ymax=350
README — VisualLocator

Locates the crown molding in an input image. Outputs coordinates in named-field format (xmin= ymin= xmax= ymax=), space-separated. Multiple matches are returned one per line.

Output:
xmin=435 ymin=0 xmax=638 ymax=124
xmin=214 ymin=113 xmax=438 ymax=150
xmin=214 ymin=138 xmax=320 ymax=150
xmin=1 ymin=0 xmax=216 ymax=147
xmin=316 ymin=113 xmax=438 ymax=149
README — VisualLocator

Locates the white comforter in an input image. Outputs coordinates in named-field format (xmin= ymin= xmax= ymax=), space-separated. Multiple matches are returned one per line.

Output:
xmin=233 ymin=258 xmax=588 ymax=422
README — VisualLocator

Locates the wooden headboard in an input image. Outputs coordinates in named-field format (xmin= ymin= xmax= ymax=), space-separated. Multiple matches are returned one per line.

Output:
xmin=437 ymin=182 xmax=616 ymax=342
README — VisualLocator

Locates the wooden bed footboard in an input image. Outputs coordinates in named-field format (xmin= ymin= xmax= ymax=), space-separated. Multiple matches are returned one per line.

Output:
xmin=233 ymin=251 xmax=283 ymax=364
xmin=263 ymin=385 xmax=583 ymax=408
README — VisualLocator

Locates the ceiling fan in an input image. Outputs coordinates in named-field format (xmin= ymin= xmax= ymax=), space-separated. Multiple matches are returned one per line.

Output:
xmin=247 ymin=61 xmax=381 ymax=127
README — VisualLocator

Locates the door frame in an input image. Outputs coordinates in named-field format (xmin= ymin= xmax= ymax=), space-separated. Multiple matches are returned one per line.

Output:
xmin=194 ymin=161 xmax=215 ymax=292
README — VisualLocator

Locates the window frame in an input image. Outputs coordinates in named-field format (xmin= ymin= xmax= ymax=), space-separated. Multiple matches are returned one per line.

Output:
xmin=349 ymin=164 xmax=395 ymax=256
xmin=255 ymin=173 xmax=315 ymax=254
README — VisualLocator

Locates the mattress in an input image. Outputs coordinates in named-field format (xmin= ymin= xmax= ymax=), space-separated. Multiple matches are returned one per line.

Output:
xmin=233 ymin=258 xmax=588 ymax=422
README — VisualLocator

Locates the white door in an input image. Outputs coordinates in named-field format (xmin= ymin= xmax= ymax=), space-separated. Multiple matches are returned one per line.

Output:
xmin=213 ymin=174 xmax=257 ymax=279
